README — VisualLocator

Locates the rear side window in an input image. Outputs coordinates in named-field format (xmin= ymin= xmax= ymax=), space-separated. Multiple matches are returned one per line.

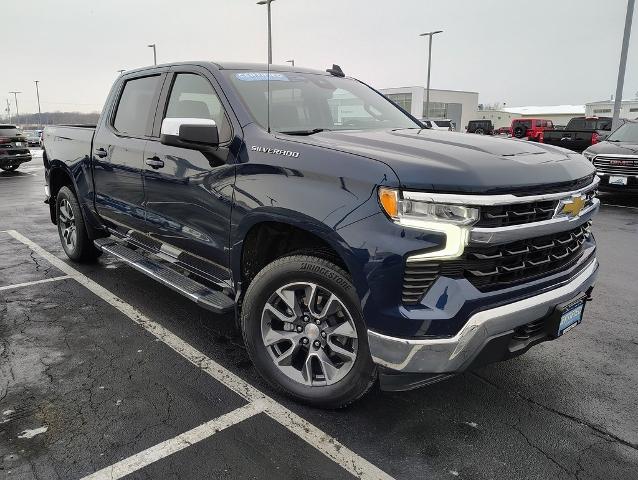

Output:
xmin=113 ymin=75 xmax=161 ymax=136
xmin=165 ymin=73 xmax=232 ymax=143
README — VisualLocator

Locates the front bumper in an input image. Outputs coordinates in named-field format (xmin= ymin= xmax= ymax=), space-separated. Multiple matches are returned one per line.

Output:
xmin=368 ymin=256 xmax=598 ymax=376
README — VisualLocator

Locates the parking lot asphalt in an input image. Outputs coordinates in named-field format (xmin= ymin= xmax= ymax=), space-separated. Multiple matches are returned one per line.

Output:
xmin=1 ymin=150 xmax=637 ymax=480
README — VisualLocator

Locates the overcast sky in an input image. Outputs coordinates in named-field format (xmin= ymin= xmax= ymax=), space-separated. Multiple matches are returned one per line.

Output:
xmin=2 ymin=0 xmax=637 ymax=115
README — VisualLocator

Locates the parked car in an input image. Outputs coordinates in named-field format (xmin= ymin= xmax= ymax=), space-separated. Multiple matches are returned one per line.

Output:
xmin=583 ymin=120 xmax=638 ymax=193
xmin=466 ymin=119 xmax=494 ymax=135
xmin=24 ymin=130 xmax=42 ymax=147
xmin=511 ymin=118 xmax=554 ymax=141
xmin=422 ymin=118 xmax=454 ymax=131
xmin=42 ymin=62 xmax=599 ymax=407
xmin=0 ymin=124 xmax=32 ymax=171
xmin=494 ymin=126 xmax=511 ymax=135
xmin=542 ymin=116 xmax=624 ymax=152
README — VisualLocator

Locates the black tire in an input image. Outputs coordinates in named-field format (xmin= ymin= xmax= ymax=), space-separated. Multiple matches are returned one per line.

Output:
xmin=0 ymin=165 xmax=19 ymax=172
xmin=514 ymin=126 xmax=527 ymax=138
xmin=56 ymin=186 xmax=101 ymax=262
xmin=475 ymin=128 xmax=484 ymax=135
xmin=241 ymin=255 xmax=377 ymax=408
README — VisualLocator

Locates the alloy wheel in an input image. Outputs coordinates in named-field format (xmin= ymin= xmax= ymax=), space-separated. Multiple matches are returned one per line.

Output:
xmin=260 ymin=282 xmax=358 ymax=387
xmin=58 ymin=198 xmax=77 ymax=251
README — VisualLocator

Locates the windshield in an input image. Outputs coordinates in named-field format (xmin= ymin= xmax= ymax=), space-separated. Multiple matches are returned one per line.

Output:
xmin=433 ymin=120 xmax=451 ymax=127
xmin=224 ymin=70 xmax=419 ymax=133
xmin=607 ymin=122 xmax=638 ymax=142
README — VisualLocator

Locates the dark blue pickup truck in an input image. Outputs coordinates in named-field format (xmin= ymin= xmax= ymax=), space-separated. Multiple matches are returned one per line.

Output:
xmin=42 ymin=62 xmax=600 ymax=407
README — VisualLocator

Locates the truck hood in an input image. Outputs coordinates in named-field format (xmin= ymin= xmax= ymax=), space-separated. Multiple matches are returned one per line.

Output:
xmin=585 ymin=141 xmax=638 ymax=156
xmin=287 ymin=128 xmax=595 ymax=193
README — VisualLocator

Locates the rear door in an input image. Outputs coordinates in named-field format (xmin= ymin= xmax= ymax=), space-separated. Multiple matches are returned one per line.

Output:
xmin=92 ymin=72 xmax=166 ymax=232
xmin=142 ymin=67 xmax=238 ymax=285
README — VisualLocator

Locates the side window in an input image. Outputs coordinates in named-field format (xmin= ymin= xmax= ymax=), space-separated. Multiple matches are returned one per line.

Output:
xmin=165 ymin=73 xmax=232 ymax=143
xmin=113 ymin=75 xmax=161 ymax=136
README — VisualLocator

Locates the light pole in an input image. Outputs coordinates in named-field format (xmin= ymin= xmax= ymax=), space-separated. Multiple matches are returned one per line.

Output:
xmin=286 ymin=59 xmax=294 ymax=67
xmin=34 ymin=81 xmax=42 ymax=128
xmin=5 ymin=99 xmax=11 ymax=124
xmin=9 ymin=91 xmax=21 ymax=126
xmin=148 ymin=44 xmax=157 ymax=65
xmin=257 ymin=0 xmax=275 ymax=64
xmin=419 ymin=30 xmax=443 ymax=119
xmin=612 ymin=0 xmax=635 ymax=131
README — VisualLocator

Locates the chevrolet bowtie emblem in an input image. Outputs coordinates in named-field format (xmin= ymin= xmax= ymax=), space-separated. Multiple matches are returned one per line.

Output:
xmin=557 ymin=195 xmax=586 ymax=218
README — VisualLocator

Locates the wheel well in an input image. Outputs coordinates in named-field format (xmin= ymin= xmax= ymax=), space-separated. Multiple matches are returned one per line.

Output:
xmin=48 ymin=167 xmax=74 ymax=223
xmin=241 ymin=222 xmax=349 ymax=290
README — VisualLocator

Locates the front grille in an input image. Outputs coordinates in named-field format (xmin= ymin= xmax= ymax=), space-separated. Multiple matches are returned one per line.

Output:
xmin=594 ymin=156 xmax=638 ymax=176
xmin=476 ymin=200 xmax=558 ymax=227
xmin=441 ymin=222 xmax=592 ymax=291
xmin=401 ymin=263 xmax=440 ymax=304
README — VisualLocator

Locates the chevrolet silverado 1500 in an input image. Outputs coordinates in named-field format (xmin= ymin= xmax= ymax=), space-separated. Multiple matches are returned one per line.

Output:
xmin=42 ymin=62 xmax=600 ymax=407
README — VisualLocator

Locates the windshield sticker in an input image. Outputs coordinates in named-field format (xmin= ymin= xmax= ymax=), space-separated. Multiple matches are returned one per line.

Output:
xmin=236 ymin=72 xmax=289 ymax=82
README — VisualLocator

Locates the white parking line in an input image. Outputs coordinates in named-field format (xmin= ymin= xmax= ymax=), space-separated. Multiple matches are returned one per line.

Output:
xmin=81 ymin=401 xmax=267 ymax=480
xmin=5 ymin=230 xmax=393 ymax=480
xmin=0 ymin=275 xmax=71 ymax=292
xmin=600 ymin=202 xmax=638 ymax=210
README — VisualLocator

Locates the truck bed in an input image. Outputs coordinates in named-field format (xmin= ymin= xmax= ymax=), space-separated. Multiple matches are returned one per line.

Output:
xmin=42 ymin=125 xmax=95 ymax=166
xmin=543 ymin=129 xmax=594 ymax=152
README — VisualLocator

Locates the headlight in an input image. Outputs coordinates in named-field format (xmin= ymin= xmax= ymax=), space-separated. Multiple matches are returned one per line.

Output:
xmin=582 ymin=151 xmax=596 ymax=162
xmin=378 ymin=187 xmax=478 ymax=226
xmin=378 ymin=187 xmax=479 ymax=260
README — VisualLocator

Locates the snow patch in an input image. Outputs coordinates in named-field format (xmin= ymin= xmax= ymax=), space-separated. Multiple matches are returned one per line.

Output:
xmin=464 ymin=421 xmax=479 ymax=428
xmin=17 ymin=426 xmax=48 ymax=439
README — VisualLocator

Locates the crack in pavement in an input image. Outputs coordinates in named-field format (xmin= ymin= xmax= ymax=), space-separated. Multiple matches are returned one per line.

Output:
xmin=471 ymin=372 xmax=638 ymax=451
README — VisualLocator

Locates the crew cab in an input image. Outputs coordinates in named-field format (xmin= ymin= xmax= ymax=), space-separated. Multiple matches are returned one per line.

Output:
xmin=543 ymin=116 xmax=621 ymax=152
xmin=42 ymin=62 xmax=600 ymax=407
xmin=511 ymin=118 xmax=554 ymax=141
xmin=583 ymin=120 xmax=638 ymax=193
xmin=0 ymin=124 xmax=32 ymax=171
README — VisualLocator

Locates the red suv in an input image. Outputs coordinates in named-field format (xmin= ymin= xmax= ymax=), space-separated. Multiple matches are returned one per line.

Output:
xmin=511 ymin=118 xmax=554 ymax=141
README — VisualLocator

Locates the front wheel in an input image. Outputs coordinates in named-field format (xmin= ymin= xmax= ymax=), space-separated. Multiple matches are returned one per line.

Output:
xmin=241 ymin=255 xmax=376 ymax=408
xmin=56 ymin=186 xmax=101 ymax=262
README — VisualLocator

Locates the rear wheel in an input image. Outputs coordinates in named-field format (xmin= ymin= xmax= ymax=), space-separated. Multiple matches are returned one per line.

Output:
xmin=514 ymin=126 xmax=527 ymax=138
xmin=56 ymin=186 xmax=100 ymax=262
xmin=241 ymin=255 xmax=376 ymax=408
xmin=475 ymin=128 xmax=485 ymax=135
xmin=0 ymin=165 xmax=19 ymax=172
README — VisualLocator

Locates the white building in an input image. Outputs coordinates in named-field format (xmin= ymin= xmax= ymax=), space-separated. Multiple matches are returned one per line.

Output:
xmin=380 ymin=86 xmax=479 ymax=132
xmin=585 ymin=99 xmax=638 ymax=119
xmin=473 ymin=105 xmax=585 ymax=129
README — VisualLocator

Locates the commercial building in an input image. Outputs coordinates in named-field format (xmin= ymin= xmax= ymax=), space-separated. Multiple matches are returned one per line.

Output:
xmin=585 ymin=99 xmax=638 ymax=119
xmin=474 ymin=105 xmax=585 ymax=129
xmin=380 ymin=86 xmax=478 ymax=132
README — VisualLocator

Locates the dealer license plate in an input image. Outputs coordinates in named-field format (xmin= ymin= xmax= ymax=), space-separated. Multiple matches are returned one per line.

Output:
xmin=557 ymin=300 xmax=585 ymax=336
xmin=15 ymin=142 xmax=24 ymax=147
xmin=609 ymin=175 xmax=628 ymax=186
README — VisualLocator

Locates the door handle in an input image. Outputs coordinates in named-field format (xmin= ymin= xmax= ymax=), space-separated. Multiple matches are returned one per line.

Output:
xmin=145 ymin=156 xmax=164 ymax=169
xmin=94 ymin=147 xmax=108 ymax=158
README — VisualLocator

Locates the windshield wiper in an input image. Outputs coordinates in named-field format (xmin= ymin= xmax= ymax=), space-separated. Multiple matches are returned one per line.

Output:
xmin=279 ymin=128 xmax=328 ymax=136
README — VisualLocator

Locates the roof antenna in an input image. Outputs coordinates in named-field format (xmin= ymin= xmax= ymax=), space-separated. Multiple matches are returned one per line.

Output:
xmin=326 ymin=64 xmax=345 ymax=77
xmin=267 ymin=61 xmax=271 ymax=133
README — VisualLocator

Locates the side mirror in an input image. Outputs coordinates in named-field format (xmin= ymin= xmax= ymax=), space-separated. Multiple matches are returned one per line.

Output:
xmin=160 ymin=118 xmax=219 ymax=149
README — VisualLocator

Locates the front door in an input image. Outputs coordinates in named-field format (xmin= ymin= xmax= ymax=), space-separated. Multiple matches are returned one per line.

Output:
xmin=142 ymin=70 xmax=237 ymax=285
xmin=93 ymin=73 xmax=164 ymax=232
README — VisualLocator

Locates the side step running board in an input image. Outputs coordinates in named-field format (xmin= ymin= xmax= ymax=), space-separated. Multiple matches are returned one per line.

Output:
xmin=94 ymin=238 xmax=235 ymax=314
